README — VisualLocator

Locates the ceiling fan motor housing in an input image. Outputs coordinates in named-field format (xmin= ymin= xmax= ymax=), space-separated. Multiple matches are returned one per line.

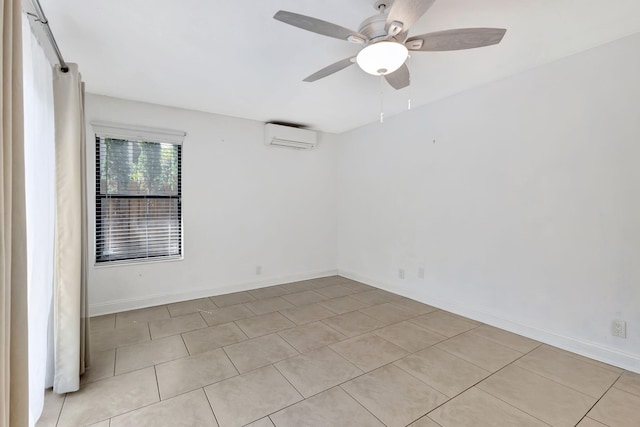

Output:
xmin=359 ymin=14 xmax=389 ymax=43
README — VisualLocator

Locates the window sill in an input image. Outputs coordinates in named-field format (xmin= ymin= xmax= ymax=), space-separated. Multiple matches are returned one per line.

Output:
xmin=93 ymin=255 xmax=184 ymax=269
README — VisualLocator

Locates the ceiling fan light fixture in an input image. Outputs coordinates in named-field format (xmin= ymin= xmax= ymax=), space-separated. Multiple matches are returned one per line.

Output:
xmin=356 ymin=41 xmax=408 ymax=75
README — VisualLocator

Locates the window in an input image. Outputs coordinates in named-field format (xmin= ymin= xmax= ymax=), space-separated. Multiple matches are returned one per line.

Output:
xmin=94 ymin=123 xmax=184 ymax=264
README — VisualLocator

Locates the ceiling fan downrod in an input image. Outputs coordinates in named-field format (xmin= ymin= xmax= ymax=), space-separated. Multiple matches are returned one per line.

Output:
xmin=375 ymin=1 xmax=388 ymax=13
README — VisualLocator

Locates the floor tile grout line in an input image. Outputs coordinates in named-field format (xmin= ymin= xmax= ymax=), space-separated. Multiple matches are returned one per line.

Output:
xmin=221 ymin=334 xmax=302 ymax=375
xmin=581 ymin=417 xmax=612 ymax=427
xmin=103 ymin=345 xmax=116 ymax=384
xmin=207 ymin=295 xmax=220 ymax=309
xmin=405 ymin=317 xmax=474 ymax=339
xmin=280 ymin=289 xmax=327 ymax=306
xmin=70 ymin=364 xmax=169 ymax=396
xmin=236 ymin=312 xmax=296 ymax=339
xmin=512 ymin=357 xmax=618 ymax=400
xmin=330 ymin=332 xmax=409 ymax=365
xmin=322 ymin=345 xmax=367 ymax=375
xmin=250 ymin=378 xmax=387 ymax=426
xmin=354 ymin=306 xmax=416 ymax=326
xmin=194 ymin=384 xmax=224 ymax=426
xmin=317 ymin=296 xmax=369 ymax=315
xmin=467 ymin=327 xmax=542 ymax=354
xmin=142 ymin=361 xmax=240 ymax=405
xmin=277 ymin=302 xmax=336 ymax=324
xmin=250 ymin=383 xmax=310 ymax=425
xmin=178 ymin=331 xmax=191 ymax=356
xmin=230 ymin=319 xmax=250 ymax=341
xmin=320 ymin=314 xmax=442 ymax=351
xmin=373 ymin=330 xmax=447 ymax=355
xmin=431 ymin=333 xmax=524 ymax=373
xmin=201 ymin=386 xmax=221 ymax=427
xmin=254 ymin=345 xmax=376 ymax=405
xmin=423 ymin=415 xmax=444 ymax=427
xmin=161 ymin=305 xmax=171 ymax=318
xmin=391 ymin=354 xmax=488 ymax=400
xmin=92 ymin=335 xmax=187 ymax=379
xmin=451 ymin=349 xmax=575 ymax=426
xmin=221 ymin=345 xmax=242 ymax=377
xmin=272 ymin=362 xmax=307 ymax=400
xmin=153 ymin=365 xmax=161 ymax=401
xmin=400 ymin=306 xmax=441 ymax=320
xmin=113 ymin=347 xmax=121 ymax=377
xmin=541 ymin=344 xmax=624 ymax=375
xmin=196 ymin=309 xmax=207 ymax=326
xmin=294 ymin=348 xmax=433 ymax=401
xmin=338 ymin=383 xmax=394 ymax=427
xmin=336 ymin=355 xmax=447 ymax=407
xmin=574 ymin=380 xmax=628 ymax=427
xmin=441 ymin=381 xmax=555 ymax=427
xmin=53 ymin=392 xmax=67 ymax=427
xmin=81 ymin=367 xmax=165 ymax=425
xmin=612 ymin=381 xmax=640 ymax=399
xmin=242 ymin=300 xmax=261 ymax=316
xmin=373 ymin=318 xmax=449 ymax=344
xmin=275 ymin=326 xmax=332 ymax=354
xmin=318 ymin=317 xmax=354 ymax=338
xmin=68 ymin=379 xmax=242 ymax=427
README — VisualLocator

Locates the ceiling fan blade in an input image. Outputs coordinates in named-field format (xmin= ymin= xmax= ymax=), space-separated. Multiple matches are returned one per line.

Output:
xmin=385 ymin=63 xmax=410 ymax=90
xmin=303 ymin=57 xmax=355 ymax=82
xmin=406 ymin=28 xmax=507 ymax=51
xmin=274 ymin=10 xmax=367 ymax=43
xmin=386 ymin=0 xmax=436 ymax=33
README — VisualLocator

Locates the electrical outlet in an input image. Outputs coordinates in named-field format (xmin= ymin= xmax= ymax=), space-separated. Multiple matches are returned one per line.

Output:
xmin=256 ymin=265 xmax=262 ymax=275
xmin=418 ymin=267 xmax=425 ymax=279
xmin=398 ymin=268 xmax=405 ymax=279
xmin=611 ymin=319 xmax=627 ymax=338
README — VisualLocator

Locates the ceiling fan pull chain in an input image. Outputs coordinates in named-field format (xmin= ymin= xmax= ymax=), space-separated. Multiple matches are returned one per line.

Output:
xmin=380 ymin=74 xmax=385 ymax=123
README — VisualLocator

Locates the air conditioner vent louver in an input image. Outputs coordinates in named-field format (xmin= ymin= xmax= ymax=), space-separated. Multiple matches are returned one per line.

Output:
xmin=264 ymin=123 xmax=317 ymax=150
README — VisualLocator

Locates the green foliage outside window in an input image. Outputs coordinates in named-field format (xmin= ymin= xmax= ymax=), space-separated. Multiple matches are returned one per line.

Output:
xmin=100 ymin=138 xmax=179 ymax=196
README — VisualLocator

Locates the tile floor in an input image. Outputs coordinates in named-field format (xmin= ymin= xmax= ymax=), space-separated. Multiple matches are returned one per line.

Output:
xmin=37 ymin=276 xmax=640 ymax=427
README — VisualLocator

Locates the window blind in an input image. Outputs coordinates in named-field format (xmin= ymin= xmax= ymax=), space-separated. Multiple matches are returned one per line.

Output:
xmin=95 ymin=133 xmax=183 ymax=264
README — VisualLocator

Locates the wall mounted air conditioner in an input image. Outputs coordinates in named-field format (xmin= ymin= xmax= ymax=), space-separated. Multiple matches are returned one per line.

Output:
xmin=264 ymin=123 xmax=317 ymax=150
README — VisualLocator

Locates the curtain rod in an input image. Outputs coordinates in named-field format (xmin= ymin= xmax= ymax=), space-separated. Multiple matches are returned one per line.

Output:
xmin=29 ymin=0 xmax=69 ymax=73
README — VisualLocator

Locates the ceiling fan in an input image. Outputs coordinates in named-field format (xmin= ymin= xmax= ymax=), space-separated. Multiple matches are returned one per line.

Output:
xmin=274 ymin=0 xmax=506 ymax=90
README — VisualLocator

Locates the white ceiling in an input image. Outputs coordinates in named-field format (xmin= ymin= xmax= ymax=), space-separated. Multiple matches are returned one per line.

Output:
xmin=42 ymin=0 xmax=640 ymax=134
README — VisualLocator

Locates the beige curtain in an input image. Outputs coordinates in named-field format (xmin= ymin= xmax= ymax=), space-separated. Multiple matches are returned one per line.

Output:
xmin=1 ymin=0 xmax=29 ymax=425
xmin=52 ymin=64 xmax=90 ymax=393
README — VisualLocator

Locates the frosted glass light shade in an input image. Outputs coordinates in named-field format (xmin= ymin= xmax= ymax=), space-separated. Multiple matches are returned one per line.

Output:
xmin=356 ymin=42 xmax=408 ymax=76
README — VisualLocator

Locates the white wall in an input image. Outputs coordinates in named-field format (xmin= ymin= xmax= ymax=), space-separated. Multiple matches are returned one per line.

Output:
xmin=337 ymin=33 xmax=640 ymax=371
xmin=86 ymin=94 xmax=338 ymax=314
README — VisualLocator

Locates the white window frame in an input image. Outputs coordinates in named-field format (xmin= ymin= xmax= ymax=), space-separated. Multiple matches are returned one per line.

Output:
xmin=92 ymin=121 xmax=186 ymax=266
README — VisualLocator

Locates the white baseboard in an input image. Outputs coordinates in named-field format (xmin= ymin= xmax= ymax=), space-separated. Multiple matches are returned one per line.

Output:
xmin=89 ymin=269 xmax=339 ymax=316
xmin=339 ymin=269 xmax=640 ymax=374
